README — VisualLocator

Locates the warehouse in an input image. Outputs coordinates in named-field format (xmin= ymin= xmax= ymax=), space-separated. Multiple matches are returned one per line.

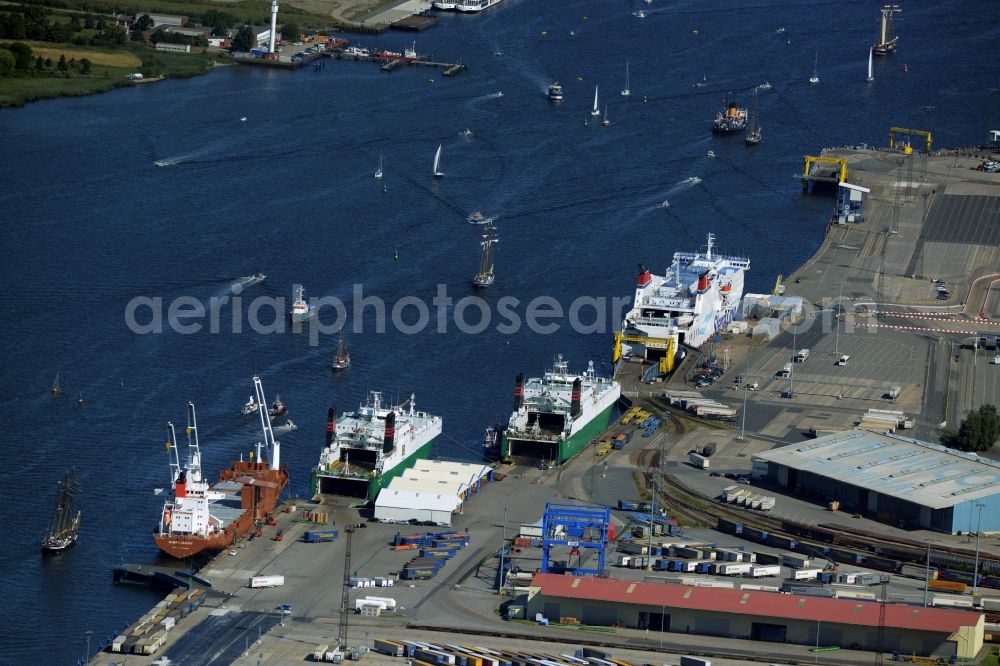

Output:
xmin=373 ymin=460 xmax=493 ymax=526
xmin=752 ymin=431 xmax=1000 ymax=533
xmin=525 ymin=573 xmax=983 ymax=659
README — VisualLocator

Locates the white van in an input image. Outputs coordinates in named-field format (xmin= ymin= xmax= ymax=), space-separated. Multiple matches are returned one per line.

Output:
xmin=837 ymin=355 xmax=850 ymax=366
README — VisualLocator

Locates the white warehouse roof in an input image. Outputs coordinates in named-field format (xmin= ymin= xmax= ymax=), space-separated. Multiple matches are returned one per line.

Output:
xmin=755 ymin=431 xmax=1000 ymax=509
xmin=375 ymin=489 xmax=461 ymax=513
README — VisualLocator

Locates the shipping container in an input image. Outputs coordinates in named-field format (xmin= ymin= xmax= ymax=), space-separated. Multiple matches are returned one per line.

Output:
xmin=751 ymin=565 xmax=782 ymax=578
xmin=249 ymin=575 xmax=285 ymax=588
xmin=305 ymin=529 xmax=339 ymax=543
xmin=680 ymin=656 xmax=711 ymax=666
xmin=931 ymin=594 xmax=974 ymax=608
xmin=928 ymin=579 xmax=967 ymax=593
xmin=373 ymin=639 xmax=405 ymax=657
xmin=980 ymin=597 xmax=1000 ymax=612
xmin=713 ymin=562 xmax=752 ymax=576
xmin=793 ymin=568 xmax=822 ymax=580
xmin=689 ymin=452 xmax=710 ymax=469
xmin=781 ymin=555 xmax=811 ymax=569
xmin=754 ymin=552 xmax=781 ymax=565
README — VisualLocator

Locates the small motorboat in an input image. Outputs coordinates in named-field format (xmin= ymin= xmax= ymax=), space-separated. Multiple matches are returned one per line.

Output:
xmin=268 ymin=395 xmax=287 ymax=420
xmin=707 ymin=151 xmax=716 ymax=159
xmin=495 ymin=91 xmax=503 ymax=97
xmin=776 ymin=27 xmax=786 ymax=33
xmin=240 ymin=396 xmax=258 ymax=415
xmin=153 ymin=160 xmax=168 ymax=167
xmin=468 ymin=211 xmax=494 ymax=225
xmin=232 ymin=272 xmax=265 ymax=291
xmin=633 ymin=10 xmax=646 ymax=17
xmin=660 ymin=200 xmax=670 ymax=209
xmin=240 ymin=117 xmax=247 ymax=122
xmin=272 ymin=419 xmax=297 ymax=434
xmin=757 ymin=82 xmax=772 ymax=92
xmin=462 ymin=128 xmax=473 ymax=137
xmin=290 ymin=284 xmax=317 ymax=322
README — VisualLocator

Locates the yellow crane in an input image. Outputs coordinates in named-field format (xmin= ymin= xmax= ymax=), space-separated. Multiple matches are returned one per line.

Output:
xmin=802 ymin=155 xmax=849 ymax=184
xmin=772 ymin=274 xmax=785 ymax=296
xmin=612 ymin=331 xmax=677 ymax=374
xmin=888 ymin=127 xmax=932 ymax=154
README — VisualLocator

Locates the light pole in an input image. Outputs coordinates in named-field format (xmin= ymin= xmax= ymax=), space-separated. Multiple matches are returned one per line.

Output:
xmin=738 ymin=352 xmax=751 ymax=441
xmin=923 ymin=542 xmax=932 ymax=607
xmin=973 ymin=503 xmax=986 ymax=597
xmin=497 ymin=506 xmax=508 ymax=595
xmin=835 ymin=278 xmax=844 ymax=354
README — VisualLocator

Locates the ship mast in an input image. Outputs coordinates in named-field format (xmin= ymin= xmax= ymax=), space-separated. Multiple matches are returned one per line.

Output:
xmin=185 ymin=402 xmax=202 ymax=483
xmin=166 ymin=421 xmax=181 ymax=486
xmin=479 ymin=223 xmax=496 ymax=276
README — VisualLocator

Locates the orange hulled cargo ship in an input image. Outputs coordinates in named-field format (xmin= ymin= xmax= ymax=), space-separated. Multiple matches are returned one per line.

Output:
xmin=153 ymin=377 xmax=288 ymax=559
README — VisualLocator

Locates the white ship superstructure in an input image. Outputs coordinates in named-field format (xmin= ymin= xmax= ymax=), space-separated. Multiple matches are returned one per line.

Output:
xmin=313 ymin=392 xmax=442 ymax=500
xmin=433 ymin=0 xmax=504 ymax=10
xmin=503 ymin=356 xmax=621 ymax=463
xmin=623 ymin=233 xmax=749 ymax=349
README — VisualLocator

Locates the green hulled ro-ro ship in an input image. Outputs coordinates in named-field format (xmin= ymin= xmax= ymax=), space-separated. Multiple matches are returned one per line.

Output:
xmin=312 ymin=391 xmax=441 ymax=502
xmin=502 ymin=355 xmax=621 ymax=465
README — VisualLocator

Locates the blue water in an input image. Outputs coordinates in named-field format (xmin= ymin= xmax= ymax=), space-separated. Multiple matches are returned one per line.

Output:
xmin=0 ymin=0 xmax=997 ymax=662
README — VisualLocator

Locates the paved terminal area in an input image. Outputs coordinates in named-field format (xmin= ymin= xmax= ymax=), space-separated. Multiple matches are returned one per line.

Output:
xmin=95 ymin=147 xmax=1000 ymax=666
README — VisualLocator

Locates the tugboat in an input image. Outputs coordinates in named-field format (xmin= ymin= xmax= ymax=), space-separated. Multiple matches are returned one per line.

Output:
xmin=473 ymin=222 xmax=498 ymax=288
xmin=547 ymin=82 xmax=563 ymax=101
xmin=268 ymin=394 xmax=287 ymax=420
xmin=468 ymin=211 xmax=494 ymax=225
xmin=745 ymin=90 xmax=762 ymax=145
xmin=873 ymin=4 xmax=901 ymax=56
xmin=712 ymin=93 xmax=747 ymax=134
xmin=332 ymin=333 xmax=351 ymax=371
xmin=290 ymin=284 xmax=316 ymax=322
xmin=42 ymin=468 xmax=81 ymax=552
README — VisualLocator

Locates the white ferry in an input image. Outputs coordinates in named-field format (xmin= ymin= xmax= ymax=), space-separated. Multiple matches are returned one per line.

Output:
xmin=434 ymin=0 xmax=503 ymax=11
xmin=622 ymin=233 xmax=749 ymax=353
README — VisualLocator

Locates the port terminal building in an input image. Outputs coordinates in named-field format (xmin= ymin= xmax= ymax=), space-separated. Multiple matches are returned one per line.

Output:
xmin=374 ymin=460 xmax=492 ymax=525
xmin=524 ymin=573 xmax=984 ymax=659
xmin=752 ymin=431 xmax=1000 ymax=534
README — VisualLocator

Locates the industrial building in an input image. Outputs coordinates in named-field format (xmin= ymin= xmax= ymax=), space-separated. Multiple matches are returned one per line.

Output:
xmin=525 ymin=573 xmax=984 ymax=659
xmin=752 ymin=431 xmax=1000 ymax=534
xmin=373 ymin=460 xmax=492 ymax=526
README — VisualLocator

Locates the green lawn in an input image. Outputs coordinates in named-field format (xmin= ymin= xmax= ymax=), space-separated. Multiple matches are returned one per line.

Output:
xmin=0 ymin=75 xmax=122 ymax=107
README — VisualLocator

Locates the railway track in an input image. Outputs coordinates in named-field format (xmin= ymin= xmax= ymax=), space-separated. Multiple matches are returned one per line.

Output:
xmin=636 ymin=413 xmax=1000 ymax=582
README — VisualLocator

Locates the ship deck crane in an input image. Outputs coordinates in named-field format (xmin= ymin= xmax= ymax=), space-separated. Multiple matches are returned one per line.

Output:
xmin=772 ymin=274 xmax=785 ymax=296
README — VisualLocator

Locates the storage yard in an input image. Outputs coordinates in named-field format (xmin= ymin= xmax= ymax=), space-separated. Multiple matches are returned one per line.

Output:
xmin=92 ymin=146 xmax=1000 ymax=665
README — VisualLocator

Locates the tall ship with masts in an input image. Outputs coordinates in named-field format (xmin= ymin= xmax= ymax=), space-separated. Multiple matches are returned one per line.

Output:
xmin=42 ymin=468 xmax=81 ymax=551
xmin=745 ymin=90 xmax=762 ymax=145
xmin=153 ymin=378 xmax=289 ymax=559
xmin=312 ymin=392 xmax=442 ymax=501
xmin=873 ymin=4 xmax=901 ymax=56
xmin=473 ymin=222 xmax=498 ymax=288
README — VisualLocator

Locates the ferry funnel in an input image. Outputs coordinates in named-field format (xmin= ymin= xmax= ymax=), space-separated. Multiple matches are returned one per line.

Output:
xmin=570 ymin=378 xmax=582 ymax=417
xmin=514 ymin=372 xmax=525 ymax=410
xmin=383 ymin=411 xmax=396 ymax=453
xmin=325 ymin=405 xmax=337 ymax=448
xmin=636 ymin=264 xmax=653 ymax=287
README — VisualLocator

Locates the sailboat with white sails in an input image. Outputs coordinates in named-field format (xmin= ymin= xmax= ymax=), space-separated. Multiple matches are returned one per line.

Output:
xmin=866 ymin=46 xmax=874 ymax=83
xmin=433 ymin=144 xmax=444 ymax=178
xmin=591 ymin=85 xmax=601 ymax=116
xmin=620 ymin=60 xmax=631 ymax=97
xmin=809 ymin=52 xmax=819 ymax=84
xmin=374 ymin=152 xmax=383 ymax=179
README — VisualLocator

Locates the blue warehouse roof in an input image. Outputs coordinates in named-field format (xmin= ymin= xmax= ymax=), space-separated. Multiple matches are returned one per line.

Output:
xmin=755 ymin=431 xmax=1000 ymax=510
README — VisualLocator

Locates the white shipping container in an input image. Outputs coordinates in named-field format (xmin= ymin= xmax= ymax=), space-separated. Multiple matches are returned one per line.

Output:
xmin=362 ymin=596 xmax=397 ymax=609
xmin=793 ymin=569 xmax=822 ymax=580
xmin=718 ymin=563 xmax=752 ymax=576
xmin=981 ymin=597 xmax=1000 ymax=612
xmin=355 ymin=600 xmax=387 ymax=611
xmin=932 ymin=595 xmax=974 ymax=608
xmin=617 ymin=554 xmax=632 ymax=566
xmin=249 ymin=575 xmax=285 ymax=588
xmin=751 ymin=565 xmax=782 ymax=578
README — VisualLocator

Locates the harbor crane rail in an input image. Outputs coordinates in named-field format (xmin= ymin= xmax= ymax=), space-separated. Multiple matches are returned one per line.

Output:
xmin=888 ymin=127 xmax=932 ymax=154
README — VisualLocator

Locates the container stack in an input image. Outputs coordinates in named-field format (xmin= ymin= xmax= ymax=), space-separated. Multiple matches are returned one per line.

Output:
xmin=111 ymin=586 xmax=206 ymax=656
xmin=395 ymin=531 xmax=470 ymax=580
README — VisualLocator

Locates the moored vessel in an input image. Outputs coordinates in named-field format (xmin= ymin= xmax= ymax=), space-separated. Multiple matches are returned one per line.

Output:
xmin=153 ymin=378 xmax=289 ymax=559
xmin=502 ymin=356 xmax=621 ymax=465
xmin=620 ymin=233 xmax=749 ymax=359
xmin=873 ymin=4 xmax=901 ymax=56
xmin=42 ymin=468 xmax=81 ymax=552
xmin=312 ymin=392 xmax=442 ymax=501
xmin=712 ymin=94 xmax=747 ymax=134
xmin=473 ymin=222 xmax=498 ymax=288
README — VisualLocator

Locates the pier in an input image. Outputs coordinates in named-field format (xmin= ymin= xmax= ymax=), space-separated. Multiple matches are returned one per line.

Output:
xmin=329 ymin=48 xmax=468 ymax=76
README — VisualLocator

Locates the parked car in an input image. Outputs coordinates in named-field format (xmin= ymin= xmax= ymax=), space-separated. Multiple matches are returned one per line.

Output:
xmin=709 ymin=472 xmax=722 ymax=477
